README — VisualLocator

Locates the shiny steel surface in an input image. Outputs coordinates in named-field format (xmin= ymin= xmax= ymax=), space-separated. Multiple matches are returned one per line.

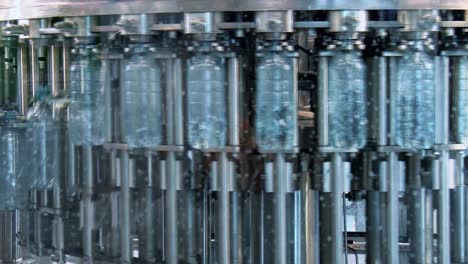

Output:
xmin=0 ymin=0 xmax=467 ymax=21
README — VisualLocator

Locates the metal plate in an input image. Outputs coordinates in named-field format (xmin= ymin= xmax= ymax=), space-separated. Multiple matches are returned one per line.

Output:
xmin=0 ymin=0 xmax=466 ymax=21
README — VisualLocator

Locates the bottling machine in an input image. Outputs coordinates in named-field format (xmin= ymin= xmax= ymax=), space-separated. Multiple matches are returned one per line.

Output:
xmin=0 ymin=1 xmax=467 ymax=264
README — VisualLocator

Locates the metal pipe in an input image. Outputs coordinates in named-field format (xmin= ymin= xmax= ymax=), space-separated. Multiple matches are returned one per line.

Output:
xmin=49 ymin=43 xmax=60 ymax=97
xmin=452 ymin=152 xmax=466 ymax=263
xmin=17 ymin=42 xmax=29 ymax=115
xmin=145 ymin=152 xmax=155 ymax=262
xmin=451 ymin=186 xmax=466 ymax=263
xmin=408 ymin=188 xmax=433 ymax=264
xmin=331 ymin=153 xmax=344 ymax=264
xmin=29 ymin=39 xmax=39 ymax=99
xmin=120 ymin=150 xmax=131 ymax=263
xmin=318 ymin=56 xmax=329 ymax=146
xmin=438 ymin=151 xmax=450 ymax=264
xmin=367 ymin=191 xmax=382 ymax=263
xmin=82 ymin=145 xmax=94 ymax=263
xmin=165 ymin=151 xmax=178 ymax=264
xmin=217 ymin=152 xmax=231 ymax=263
xmin=274 ymin=153 xmax=288 ymax=264
xmin=385 ymin=152 xmax=399 ymax=264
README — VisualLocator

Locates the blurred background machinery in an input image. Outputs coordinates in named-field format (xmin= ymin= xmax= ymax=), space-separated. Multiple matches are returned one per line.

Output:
xmin=0 ymin=1 xmax=467 ymax=263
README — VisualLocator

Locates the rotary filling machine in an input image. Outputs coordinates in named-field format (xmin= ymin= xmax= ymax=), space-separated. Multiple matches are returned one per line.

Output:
xmin=0 ymin=1 xmax=467 ymax=264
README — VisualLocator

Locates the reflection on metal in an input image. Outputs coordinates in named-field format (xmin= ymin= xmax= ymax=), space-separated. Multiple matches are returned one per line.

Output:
xmin=0 ymin=3 xmax=467 ymax=264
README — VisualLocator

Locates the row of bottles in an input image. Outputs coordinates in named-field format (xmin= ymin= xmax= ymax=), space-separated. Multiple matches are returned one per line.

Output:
xmin=1 ymin=35 xmax=467 ymax=209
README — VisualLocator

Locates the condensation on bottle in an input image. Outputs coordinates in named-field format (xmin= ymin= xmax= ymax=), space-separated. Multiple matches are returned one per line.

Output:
xmin=26 ymin=101 xmax=61 ymax=190
xmin=121 ymin=47 xmax=162 ymax=148
xmin=69 ymin=45 xmax=106 ymax=146
xmin=455 ymin=56 xmax=468 ymax=144
xmin=187 ymin=54 xmax=226 ymax=150
xmin=328 ymin=51 xmax=367 ymax=149
xmin=255 ymin=52 xmax=296 ymax=152
xmin=393 ymin=48 xmax=435 ymax=149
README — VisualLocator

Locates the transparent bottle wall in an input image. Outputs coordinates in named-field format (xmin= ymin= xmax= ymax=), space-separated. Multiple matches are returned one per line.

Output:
xmin=26 ymin=100 xmax=61 ymax=190
xmin=187 ymin=53 xmax=226 ymax=150
xmin=0 ymin=125 xmax=30 ymax=210
xmin=0 ymin=8 xmax=467 ymax=264
xmin=121 ymin=44 xmax=163 ymax=148
xmin=69 ymin=43 xmax=106 ymax=146
xmin=327 ymin=50 xmax=367 ymax=149
xmin=255 ymin=51 xmax=296 ymax=152
xmin=455 ymin=56 xmax=468 ymax=144
xmin=393 ymin=45 xmax=436 ymax=149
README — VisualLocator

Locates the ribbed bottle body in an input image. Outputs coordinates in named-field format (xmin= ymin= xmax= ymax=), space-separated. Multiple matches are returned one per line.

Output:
xmin=26 ymin=102 xmax=61 ymax=190
xmin=455 ymin=56 xmax=468 ymax=144
xmin=255 ymin=52 xmax=296 ymax=152
xmin=187 ymin=54 xmax=226 ymax=150
xmin=121 ymin=51 xmax=162 ymax=148
xmin=69 ymin=47 xmax=105 ymax=145
xmin=328 ymin=51 xmax=367 ymax=149
xmin=393 ymin=50 xmax=436 ymax=149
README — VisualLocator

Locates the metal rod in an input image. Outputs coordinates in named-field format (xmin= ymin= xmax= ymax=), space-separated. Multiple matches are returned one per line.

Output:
xmin=120 ymin=150 xmax=131 ymax=263
xmin=438 ymin=151 xmax=450 ymax=264
xmin=29 ymin=40 xmax=39 ymax=99
xmin=165 ymin=151 xmax=178 ymax=264
xmin=145 ymin=152 xmax=155 ymax=262
xmin=318 ymin=57 xmax=329 ymax=146
xmin=408 ymin=187 xmax=433 ymax=264
xmin=17 ymin=42 xmax=29 ymax=115
xmin=331 ymin=152 xmax=344 ymax=264
xmin=82 ymin=145 xmax=94 ymax=263
xmin=49 ymin=43 xmax=60 ymax=97
xmin=274 ymin=153 xmax=287 ymax=264
xmin=367 ymin=191 xmax=382 ymax=263
xmin=386 ymin=152 xmax=399 ymax=264
xmin=452 ymin=152 xmax=466 ymax=263
xmin=377 ymin=57 xmax=388 ymax=146
xmin=217 ymin=152 xmax=231 ymax=263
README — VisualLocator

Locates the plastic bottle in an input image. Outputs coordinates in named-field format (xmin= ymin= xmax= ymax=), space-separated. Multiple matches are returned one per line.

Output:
xmin=255 ymin=52 xmax=296 ymax=152
xmin=0 ymin=128 xmax=16 ymax=209
xmin=187 ymin=54 xmax=226 ymax=150
xmin=394 ymin=46 xmax=435 ymax=149
xmin=26 ymin=100 xmax=61 ymax=190
xmin=328 ymin=51 xmax=367 ymax=149
xmin=69 ymin=45 xmax=106 ymax=146
xmin=121 ymin=46 xmax=162 ymax=148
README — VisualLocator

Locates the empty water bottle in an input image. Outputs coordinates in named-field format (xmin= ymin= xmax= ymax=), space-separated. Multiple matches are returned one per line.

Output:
xmin=455 ymin=56 xmax=468 ymax=144
xmin=26 ymin=100 xmax=61 ymax=190
xmin=187 ymin=54 xmax=226 ymax=150
xmin=69 ymin=45 xmax=106 ymax=146
xmin=0 ymin=128 xmax=16 ymax=209
xmin=393 ymin=47 xmax=435 ymax=149
xmin=255 ymin=52 xmax=296 ymax=152
xmin=328 ymin=51 xmax=367 ymax=149
xmin=121 ymin=46 xmax=162 ymax=148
